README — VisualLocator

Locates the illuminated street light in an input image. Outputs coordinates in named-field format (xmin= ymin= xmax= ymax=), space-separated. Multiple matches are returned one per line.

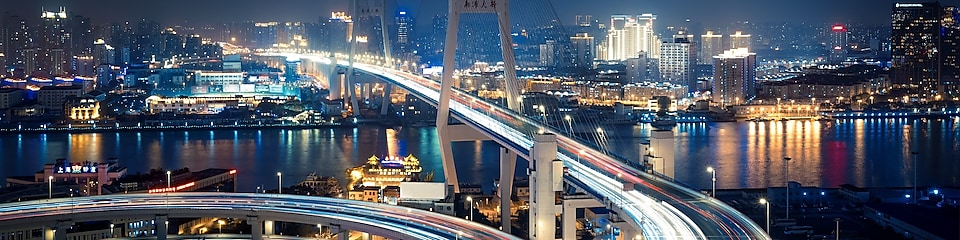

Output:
xmin=466 ymin=196 xmax=474 ymax=221
xmin=759 ymin=198 xmax=769 ymax=233
xmin=166 ymin=171 xmax=171 ymax=189
xmin=277 ymin=172 xmax=283 ymax=194
xmin=48 ymin=176 xmax=54 ymax=199
xmin=706 ymin=167 xmax=716 ymax=197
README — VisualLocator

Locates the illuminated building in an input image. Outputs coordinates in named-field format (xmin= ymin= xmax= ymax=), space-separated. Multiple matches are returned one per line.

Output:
xmin=396 ymin=11 xmax=413 ymax=53
xmin=942 ymin=6 xmax=960 ymax=91
xmin=194 ymin=71 xmax=245 ymax=85
xmin=252 ymin=22 xmax=279 ymax=49
xmin=145 ymin=95 xmax=290 ymax=114
xmin=603 ymin=14 xmax=658 ymax=60
xmin=39 ymin=7 xmax=70 ymax=76
xmin=4 ymin=159 xmax=126 ymax=195
xmin=347 ymin=155 xmax=423 ymax=188
xmin=161 ymin=27 xmax=182 ymax=58
xmin=37 ymin=85 xmax=83 ymax=113
xmin=0 ymin=88 xmax=23 ymax=109
xmin=829 ymin=24 xmax=849 ymax=63
xmin=66 ymin=97 xmax=100 ymax=120
xmin=659 ymin=33 xmax=697 ymax=89
xmin=570 ymin=32 xmax=595 ymax=69
xmin=626 ymin=51 xmax=658 ymax=83
xmin=891 ymin=2 xmax=957 ymax=95
xmin=729 ymin=31 xmax=751 ymax=50
xmin=699 ymin=30 xmax=724 ymax=65
xmin=712 ymin=48 xmax=756 ymax=107
xmin=539 ymin=40 xmax=558 ymax=67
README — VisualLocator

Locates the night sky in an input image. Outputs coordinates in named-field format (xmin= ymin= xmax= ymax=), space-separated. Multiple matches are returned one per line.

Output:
xmin=2 ymin=0 xmax=902 ymax=27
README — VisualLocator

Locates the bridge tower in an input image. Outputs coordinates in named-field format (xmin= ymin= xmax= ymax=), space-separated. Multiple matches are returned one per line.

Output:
xmin=437 ymin=0 xmax=522 ymax=194
xmin=346 ymin=0 xmax=394 ymax=117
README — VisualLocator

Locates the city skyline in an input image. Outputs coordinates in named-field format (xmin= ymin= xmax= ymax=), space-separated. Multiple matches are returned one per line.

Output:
xmin=3 ymin=0 xmax=904 ymax=27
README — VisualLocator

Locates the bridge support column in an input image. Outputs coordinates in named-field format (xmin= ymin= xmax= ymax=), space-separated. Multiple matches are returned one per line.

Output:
xmin=650 ymin=130 xmax=676 ymax=179
xmin=380 ymin=84 xmax=392 ymax=116
xmin=562 ymin=197 xmax=604 ymax=239
xmin=499 ymin=147 xmax=517 ymax=234
xmin=52 ymin=221 xmax=69 ymax=240
xmin=264 ymin=220 xmax=275 ymax=235
xmin=248 ymin=216 xmax=262 ymax=240
xmin=345 ymin=0 xmax=361 ymax=118
xmin=330 ymin=225 xmax=348 ymax=240
xmin=155 ymin=215 xmax=168 ymax=240
xmin=529 ymin=133 xmax=560 ymax=240
xmin=328 ymin=55 xmax=341 ymax=100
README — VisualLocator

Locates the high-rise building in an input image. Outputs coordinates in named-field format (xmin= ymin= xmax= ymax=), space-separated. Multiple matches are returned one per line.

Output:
xmin=2 ymin=14 xmax=32 ymax=73
xmin=829 ymin=24 xmax=849 ymax=63
xmin=39 ymin=7 xmax=70 ymax=76
xmin=729 ymin=31 xmax=751 ymax=50
xmin=700 ymin=30 xmax=724 ymax=65
xmin=325 ymin=12 xmax=353 ymax=55
xmin=713 ymin=48 xmax=756 ymax=107
xmin=576 ymin=15 xmax=592 ymax=27
xmin=569 ymin=32 xmax=595 ymax=69
xmin=604 ymin=14 xmax=658 ymax=60
xmin=252 ymin=22 xmax=279 ymax=49
xmin=941 ymin=6 xmax=960 ymax=90
xmin=395 ymin=11 xmax=413 ymax=54
xmin=626 ymin=51 xmax=658 ymax=83
xmin=891 ymin=2 xmax=950 ymax=95
xmin=539 ymin=40 xmax=558 ymax=67
xmin=161 ymin=27 xmax=183 ymax=58
xmin=659 ymin=33 xmax=697 ymax=90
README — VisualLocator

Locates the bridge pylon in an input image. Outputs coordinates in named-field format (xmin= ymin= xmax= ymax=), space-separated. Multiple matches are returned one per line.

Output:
xmin=438 ymin=0 xmax=522 ymax=194
xmin=347 ymin=0 xmax=394 ymax=117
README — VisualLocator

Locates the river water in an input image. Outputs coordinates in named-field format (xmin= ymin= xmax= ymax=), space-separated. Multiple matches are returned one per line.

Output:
xmin=1 ymin=118 xmax=957 ymax=192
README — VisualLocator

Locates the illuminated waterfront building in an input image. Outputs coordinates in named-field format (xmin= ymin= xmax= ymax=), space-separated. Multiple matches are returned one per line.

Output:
xmin=699 ymin=30 xmax=723 ymax=65
xmin=712 ymin=48 xmax=756 ymax=107
xmin=603 ymin=14 xmax=658 ymax=60
xmin=829 ymin=24 xmax=849 ymax=63
xmin=891 ymin=2 xmax=960 ymax=95
xmin=659 ymin=33 xmax=697 ymax=89
xmin=570 ymin=32 xmax=595 ymax=69
xmin=347 ymin=154 xmax=423 ymax=188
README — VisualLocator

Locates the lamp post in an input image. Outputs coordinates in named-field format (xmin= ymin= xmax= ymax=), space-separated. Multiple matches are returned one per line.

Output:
xmin=565 ymin=115 xmax=573 ymax=133
xmin=911 ymin=151 xmax=919 ymax=204
xmin=166 ymin=171 xmax=171 ymax=189
xmin=277 ymin=172 xmax=283 ymax=194
xmin=48 ymin=176 xmax=53 ymax=199
xmin=466 ymin=196 xmax=474 ymax=221
xmin=760 ymin=198 xmax=770 ymax=234
xmin=834 ymin=218 xmax=840 ymax=240
xmin=218 ymin=220 xmax=225 ymax=235
xmin=707 ymin=167 xmax=716 ymax=197
xmin=784 ymin=157 xmax=792 ymax=219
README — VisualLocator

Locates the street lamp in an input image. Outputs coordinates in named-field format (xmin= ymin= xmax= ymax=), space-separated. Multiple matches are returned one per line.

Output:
xmin=564 ymin=115 xmax=573 ymax=133
xmin=466 ymin=196 xmax=474 ymax=221
xmin=784 ymin=157 xmax=792 ymax=219
xmin=759 ymin=198 xmax=770 ymax=234
xmin=706 ymin=167 xmax=716 ymax=197
xmin=834 ymin=218 xmax=840 ymax=240
xmin=277 ymin=172 xmax=283 ymax=194
xmin=166 ymin=171 xmax=171 ymax=189
xmin=48 ymin=176 xmax=53 ymax=199
xmin=218 ymin=220 xmax=225 ymax=235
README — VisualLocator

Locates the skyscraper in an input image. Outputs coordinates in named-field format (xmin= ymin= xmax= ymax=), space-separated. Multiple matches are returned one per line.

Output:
xmin=604 ymin=14 xmax=658 ymax=60
xmin=713 ymin=48 xmax=756 ymax=107
xmin=891 ymin=2 xmax=945 ymax=95
xmin=660 ymin=33 xmax=697 ymax=90
xmin=395 ymin=11 xmax=413 ymax=54
xmin=941 ymin=6 xmax=960 ymax=90
xmin=729 ymin=31 xmax=751 ymax=50
xmin=699 ymin=30 xmax=723 ymax=65
xmin=40 ymin=7 xmax=70 ymax=76
xmin=829 ymin=24 xmax=849 ymax=63
xmin=569 ymin=32 xmax=595 ymax=69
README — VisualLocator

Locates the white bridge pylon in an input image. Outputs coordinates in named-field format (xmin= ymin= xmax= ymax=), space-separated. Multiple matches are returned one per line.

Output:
xmin=347 ymin=0 xmax=394 ymax=117
xmin=437 ymin=0 xmax=522 ymax=194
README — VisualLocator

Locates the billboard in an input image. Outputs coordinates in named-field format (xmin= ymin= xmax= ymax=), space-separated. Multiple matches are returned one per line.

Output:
xmin=399 ymin=182 xmax=446 ymax=201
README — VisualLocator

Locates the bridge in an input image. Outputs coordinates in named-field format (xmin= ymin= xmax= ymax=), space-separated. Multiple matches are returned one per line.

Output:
xmin=0 ymin=193 xmax=519 ymax=240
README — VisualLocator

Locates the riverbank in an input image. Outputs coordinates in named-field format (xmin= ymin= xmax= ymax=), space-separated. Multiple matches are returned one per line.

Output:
xmin=0 ymin=122 xmax=347 ymax=134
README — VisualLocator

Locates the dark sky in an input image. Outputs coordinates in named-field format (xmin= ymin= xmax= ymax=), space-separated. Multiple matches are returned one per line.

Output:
xmin=2 ymin=0 xmax=903 ymax=27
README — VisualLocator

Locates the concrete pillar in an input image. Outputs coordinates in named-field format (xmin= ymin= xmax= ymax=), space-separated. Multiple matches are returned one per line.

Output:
xmin=380 ymin=84 xmax=392 ymax=116
xmin=53 ymin=222 xmax=68 ymax=240
xmin=562 ymin=203 xmax=577 ymax=240
xmin=499 ymin=147 xmax=516 ymax=234
xmin=248 ymin=216 xmax=262 ymax=240
xmin=264 ymin=220 xmax=275 ymax=235
xmin=650 ymin=130 xmax=675 ymax=179
xmin=328 ymin=55 xmax=341 ymax=100
xmin=529 ymin=133 xmax=558 ymax=240
xmin=155 ymin=215 xmax=168 ymax=240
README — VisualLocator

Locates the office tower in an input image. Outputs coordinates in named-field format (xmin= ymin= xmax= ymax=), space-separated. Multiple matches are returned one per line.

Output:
xmin=713 ymin=48 xmax=756 ymax=107
xmin=396 ymin=11 xmax=413 ymax=53
xmin=729 ymin=31 xmax=751 ymax=50
xmin=829 ymin=24 xmax=849 ymax=63
xmin=325 ymin=12 xmax=353 ymax=54
xmin=184 ymin=34 xmax=202 ymax=57
xmin=941 ymin=6 xmax=960 ymax=89
xmin=70 ymin=15 xmax=93 ymax=56
xmin=659 ymin=33 xmax=697 ymax=90
xmin=161 ymin=27 xmax=182 ymax=58
xmin=570 ymin=32 xmax=595 ymax=69
xmin=700 ymin=30 xmax=723 ymax=65
xmin=252 ymin=22 xmax=279 ymax=49
xmin=539 ymin=40 xmax=558 ymax=67
xmin=626 ymin=51 xmax=658 ymax=83
xmin=891 ymin=2 xmax=948 ymax=95
xmin=604 ymin=14 xmax=658 ymax=60
xmin=40 ymin=7 xmax=70 ymax=76
xmin=3 ymin=14 xmax=32 ymax=72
